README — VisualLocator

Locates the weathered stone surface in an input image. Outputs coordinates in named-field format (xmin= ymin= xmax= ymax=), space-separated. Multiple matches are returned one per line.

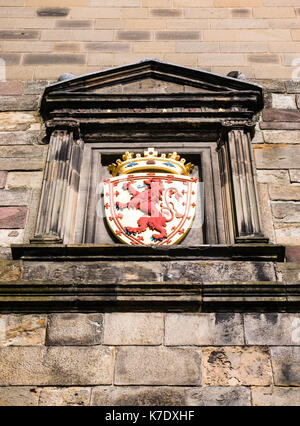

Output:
xmin=164 ymin=261 xmax=276 ymax=282
xmin=0 ymin=207 xmax=27 ymax=228
xmin=202 ymin=347 xmax=272 ymax=386
xmin=0 ymin=260 xmax=21 ymax=282
xmin=285 ymin=80 xmax=300 ymax=94
xmin=0 ymin=229 xmax=24 ymax=247
xmin=0 ymin=146 xmax=46 ymax=158
xmin=254 ymin=146 xmax=300 ymax=169
xmin=272 ymin=202 xmax=300 ymax=222
xmin=269 ymin=185 xmax=300 ymax=200
xmin=0 ymin=248 xmax=12 ymax=260
xmin=271 ymin=347 xmax=300 ymax=386
xmin=0 ymin=81 xmax=24 ymax=96
xmin=103 ymin=313 xmax=163 ymax=345
xmin=0 ymin=172 xmax=7 ymax=189
xmin=24 ymin=80 xmax=52 ymax=95
xmin=185 ymin=387 xmax=251 ymax=406
xmin=274 ymin=224 xmax=300 ymax=245
xmin=0 ymin=95 xmax=39 ymax=112
xmin=0 ymin=315 xmax=47 ymax=347
xmin=115 ymin=347 xmax=201 ymax=386
xmin=0 ymin=346 xmax=113 ymax=386
xmin=0 ymin=112 xmax=39 ymax=131
xmin=276 ymin=262 xmax=300 ymax=283
xmin=0 ymin=228 xmax=25 ymax=247
xmin=257 ymin=183 xmax=276 ymax=243
xmin=22 ymin=261 xmax=164 ymax=283
xmin=0 ymin=158 xmax=45 ymax=171
xmin=263 ymin=109 xmax=300 ymax=122
xmin=0 ymin=131 xmax=40 ymax=145
xmin=290 ymin=170 xmax=300 ymax=183
xmin=262 ymin=130 xmax=300 ymax=144
xmin=0 ymin=189 xmax=31 ymax=207
xmin=252 ymin=386 xmax=300 ymax=406
xmin=47 ymin=314 xmax=103 ymax=346
xmin=39 ymin=387 xmax=91 ymax=406
xmin=250 ymin=79 xmax=286 ymax=93
xmin=165 ymin=313 xmax=244 ymax=346
xmin=91 ymin=386 xmax=185 ymax=406
xmin=286 ymin=246 xmax=300 ymax=262
xmin=6 ymin=172 xmax=43 ymax=190
xmin=260 ymin=121 xmax=300 ymax=130
xmin=272 ymin=94 xmax=296 ymax=109
xmin=244 ymin=314 xmax=300 ymax=345
xmin=0 ymin=387 xmax=40 ymax=406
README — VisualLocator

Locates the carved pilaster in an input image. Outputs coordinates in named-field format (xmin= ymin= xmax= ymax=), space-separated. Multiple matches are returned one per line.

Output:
xmin=220 ymin=122 xmax=268 ymax=244
xmin=32 ymin=130 xmax=84 ymax=244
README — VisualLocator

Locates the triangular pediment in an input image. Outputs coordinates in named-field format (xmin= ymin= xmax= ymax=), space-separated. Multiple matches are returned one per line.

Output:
xmin=43 ymin=59 xmax=263 ymax=96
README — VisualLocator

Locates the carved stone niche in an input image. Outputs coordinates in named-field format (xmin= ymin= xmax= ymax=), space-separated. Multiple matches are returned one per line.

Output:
xmin=12 ymin=60 xmax=284 ymax=261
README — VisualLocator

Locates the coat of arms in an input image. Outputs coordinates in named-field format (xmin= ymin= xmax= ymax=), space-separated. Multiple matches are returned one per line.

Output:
xmin=104 ymin=148 xmax=197 ymax=246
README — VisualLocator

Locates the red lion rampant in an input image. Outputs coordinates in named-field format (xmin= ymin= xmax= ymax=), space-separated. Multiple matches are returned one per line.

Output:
xmin=116 ymin=178 xmax=167 ymax=241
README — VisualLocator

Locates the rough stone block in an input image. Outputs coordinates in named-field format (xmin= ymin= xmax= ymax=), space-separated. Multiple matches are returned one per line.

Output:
xmin=286 ymin=246 xmax=300 ymax=262
xmin=272 ymin=94 xmax=296 ymax=109
xmin=286 ymin=80 xmax=300 ymax=93
xmin=271 ymin=202 xmax=300 ymax=222
xmin=39 ymin=387 xmax=91 ymax=406
xmin=271 ymin=347 xmax=300 ymax=386
xmin=46 ymin=314 xmax=103 ymax=346
xmin=244 ymin=314 xmax=300 ymax=345
xmin=251 ymin=386 xmax=300 ymax=406
xmin=250 ymin=79 xmax=286 ymax=93
xmin=0 ymin=131 xmax=40 ymax=145
xmin=0 ymin=190 xmax=30 ymax=206
xmin=115 ymin=347 xmax=201 ymax=386
xmin=6 ymin=172 xmax=43 ymax=190
xmin=23 ymin=54 xmax=86 ymax=65
xmin=0 ymin=95 xmax=39 ymax=112
xmin=0 ymin=81 xmax=24 ymax=96
xmin=290 ymin=170 xmax=300 ymax=183
xmin=0 ymin=387 xmax=39 ymax=406
xmin=0 ymin=112 xmax=39 ymax=132
xmin=262 ymin=130 xmax=300 ymax=143
xmin=0 ymin=315 xmax=47 ymax=347
xmin=164 ymin=261 xmax=276 ymax=282
xmin=117 ymin=31 xmax=151 ymax=40
xmin=256 ymin=170 xmax=290 ymax=185
xmin=103 ymin=313 xmax=164 ymax=345
xmin=0 ymin=207 xmax=27 ymax=229
xmin=0 ymin=172 xmax=7 ymax=189
xmin=274 ymin=224 xmax=300 ymax=245
xmin=0 ymin=346 xmax=113 ymax=386
xmin=21 ymin=261 xmax=164 ymax=283
xmin=260 ymin=122 xmax=300 ymax=130
xmin=254 ymin=146 xmax=300 ymax=169
xmin=91 ymin=386 xmax=185 ymax=406
xmin=0 ymin=229 xmax=24 ymax=247
xmin=202 ymin=347 xmax=273 ymax=386
xmin=0 ymin=260 xmax=21 ymax=282
xmin=165 ymin=313 xmax=244 ymax=346
xmin=263 ymin=109 xmax=300 ymax=122
xmin=185 ymin=387 xmax=251 ymax=406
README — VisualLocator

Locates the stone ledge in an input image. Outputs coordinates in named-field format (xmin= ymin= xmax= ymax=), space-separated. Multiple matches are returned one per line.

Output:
xmin=11 ymin=243 xmax=286 ymax=262
xmin=0 ymin=281 xmax=298 ymax=313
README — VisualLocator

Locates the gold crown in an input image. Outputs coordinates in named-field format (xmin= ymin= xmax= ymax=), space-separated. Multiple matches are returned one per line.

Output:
xmin=108 ymin=148 xmax=194 ymax=177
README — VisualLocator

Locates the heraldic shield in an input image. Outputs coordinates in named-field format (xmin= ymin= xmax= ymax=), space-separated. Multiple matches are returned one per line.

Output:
xmin=104 ymin=148 xmax=198 ymax=246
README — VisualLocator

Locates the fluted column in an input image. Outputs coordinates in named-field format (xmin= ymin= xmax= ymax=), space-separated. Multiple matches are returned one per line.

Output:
xmin=220 ymin=122 xmax=268 ymax=244
xmin=33 ymin=130 xmax=84 ymax=244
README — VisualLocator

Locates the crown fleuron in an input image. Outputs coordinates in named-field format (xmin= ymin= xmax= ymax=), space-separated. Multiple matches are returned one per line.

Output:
xmin=108 ymin=148 xmax=194 ymax=177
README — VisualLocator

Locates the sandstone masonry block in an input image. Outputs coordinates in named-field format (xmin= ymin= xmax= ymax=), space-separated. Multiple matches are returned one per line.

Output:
xmin=0 ymin=229 xmax=24 ymax=247
xmin=0 ymin=172 xmax=7 ymax=189
xmin=6 ymin=172 xmax=43 ymax=190
xmin=202 ymin=347 xmax=273 ymax=386
xmin=47 ymin=314 xmax=103 ymax=346
xmin=290 ymin=170 xmax=300 ymax=183
xmin=185 ymin=387 xmax=251 ymax=406
xmin=0 ymin=260 xmax=21 ymax=282
xmin=39 ymin=387 xmax=91 ymax=406
xmin=262 ymin=130 xmax=300 ymax=144
xmin=91 ymin=386 xmax=186 ymax=406
xmin=115 ymin=347 xmax=201 ymax=386
xmin=254 ymin=146 xmax=300 ymax=169
xmin=251 ymin=386 xmax=300 ymax=406
xmin=165 ymin=313 xmax=244 ymax=346
xmin=271 ymin=202 xmax=300 ymax=223
xmin=269 ymin=185 xmax=300 ymax=200
xmin=272 ymin=94 xmax=297 ymax=109
xmin=0 ymin=207 xmax=27 ymax=229
xmin=256 ymin=170 xmax=290 ymax=185
xmin=0 ymin=131 xmax=40 ymax=145
xmin=0 ymin=346 xmax=114 ymax=386
xmin=0 ymin=387 xmax=40 ymax=406
xmin=244 ymin=314 xmax=300 ymax=346
xmin=0 ymin=314 xmax=47 ymax=347
xmin=164 ymin=261 xmax=276 ymax=282
xmin=271 ymin=347 xmax=300 ymax=386
xmin=274 ymin=224 xmax=300 ymax=245
xmin=103 ymin=313 xmax=164 ymax=345
xmin=0 ymin=189 xmax=30 ymax=206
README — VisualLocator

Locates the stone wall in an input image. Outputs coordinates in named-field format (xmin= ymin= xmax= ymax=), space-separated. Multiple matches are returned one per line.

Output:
xmin=1 ymin=0 xmax=300 ymax=80
xmin=0 ymin=312 xmax=299 ymax=406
